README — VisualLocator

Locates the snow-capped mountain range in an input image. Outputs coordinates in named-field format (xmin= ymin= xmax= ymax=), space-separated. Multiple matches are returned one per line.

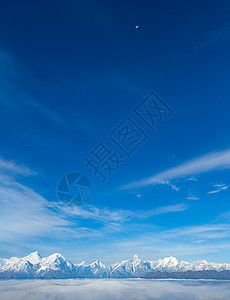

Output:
xmin=1 ymin=252 xmax=230 ymax=279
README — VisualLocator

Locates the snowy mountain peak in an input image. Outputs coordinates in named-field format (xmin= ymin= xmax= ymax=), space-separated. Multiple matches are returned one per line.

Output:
xmin=46 ymin=253 xmax=65 ymax=261
xmin=23 ymin=251 xmax=41 ymax=264
xmin=90 ymin=260 xmax=106 ymax=269
xmin=161 ymin=256 xmax=178 ymax=265
xmin=77 ymin=261 xmax=87 ymax=267
xmin=132 ymin=255 xmax=139 ymax=261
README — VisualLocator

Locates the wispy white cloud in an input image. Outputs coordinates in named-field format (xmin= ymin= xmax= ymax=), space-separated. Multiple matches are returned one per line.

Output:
xmin=170 ymin=184 xmax=180 ymax=191
xmin=130 ymin=191 xmax=144 ymax=198
xmin=137 ymin=204 xmax=188 ymax=219
xmin=186 ymin=177 xmax=198 ymax=182
xmin=186 ymin=194 xmax=200 ymax=200
xmin=121 ymin=148 xmax=230 ymax=189
xmin=58 ymin=204 xmax=132 ymax=223
xmin=0 ymin=156 xmax=36 ymax=176
xmin=138 ymin=178 xmax=181 ymax=192
xmin=162 ymin=224 xmax=230 ymax=240
xmin=0 ymin=158 xmax=73 ymax=245
xmin=57 ymin=203 xmax=188 ymax=224
xmin=207 ymin=183 xmax=228 ymax=195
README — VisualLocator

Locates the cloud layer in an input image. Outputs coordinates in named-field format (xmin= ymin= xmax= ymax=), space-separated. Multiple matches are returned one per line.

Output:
xmin=1 ymin=279 xmax=230 ymax=300
xmin=122 ymin=148 xmax=230 ymax=189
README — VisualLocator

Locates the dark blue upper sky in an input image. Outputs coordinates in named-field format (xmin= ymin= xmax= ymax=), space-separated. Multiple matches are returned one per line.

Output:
xmin=0 ymin=0 xmax=230 ymax=264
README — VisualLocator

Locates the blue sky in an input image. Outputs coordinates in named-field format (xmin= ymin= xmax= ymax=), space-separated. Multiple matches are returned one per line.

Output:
xmin=0 ymin=0 xmax=230 ymax=264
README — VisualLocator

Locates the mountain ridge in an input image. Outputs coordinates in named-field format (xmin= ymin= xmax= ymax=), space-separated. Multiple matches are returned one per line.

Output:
xmin=1 ymin=252 xmax=230 ymax=279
